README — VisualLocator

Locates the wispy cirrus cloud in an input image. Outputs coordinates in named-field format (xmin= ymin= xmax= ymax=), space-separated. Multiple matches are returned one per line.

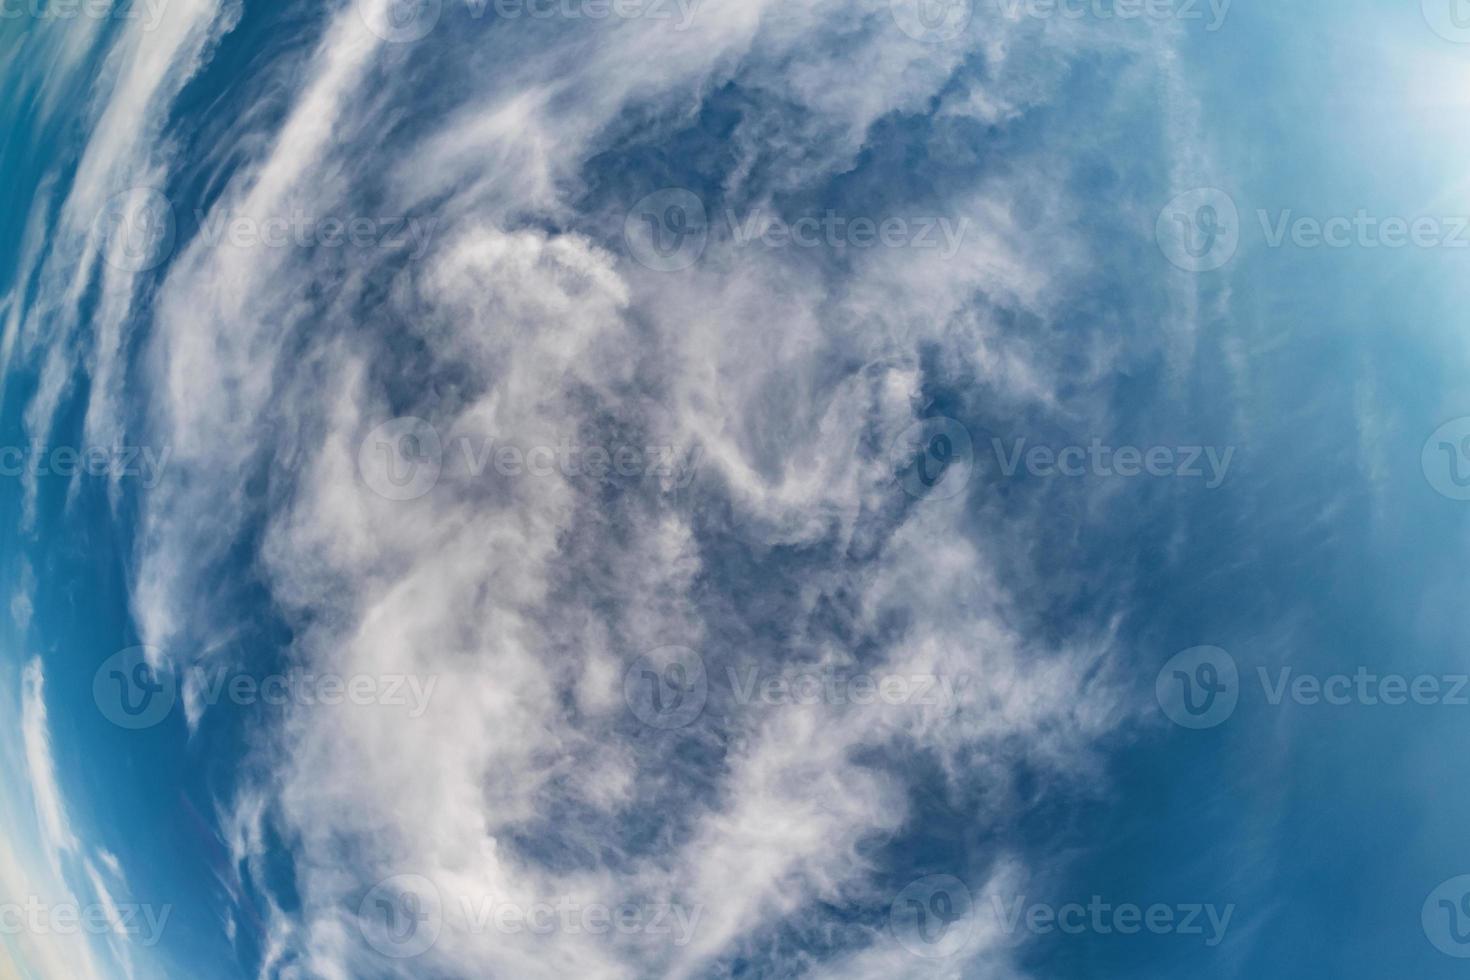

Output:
xmin=5 ymin=659 xmax=153 ymax=980
xmin=20 ymin=659 xmax=79 ymax=877
xmin=5 ymin=1 xmax=1219 ymax=977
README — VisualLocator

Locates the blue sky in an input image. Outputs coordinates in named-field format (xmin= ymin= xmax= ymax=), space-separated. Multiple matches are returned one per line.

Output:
xmin=4 ymin=0 xmax=1470 ymax=978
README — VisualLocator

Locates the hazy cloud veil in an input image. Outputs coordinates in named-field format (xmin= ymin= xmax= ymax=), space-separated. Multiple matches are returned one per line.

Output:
xmin=3 ymin=0 xmax=1242 ymax=976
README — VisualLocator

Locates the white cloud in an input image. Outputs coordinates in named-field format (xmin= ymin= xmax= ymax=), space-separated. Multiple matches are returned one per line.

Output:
xmin=21 ymin=659 xmax=79 ymax=877
xmin=4 ymin=659 xmax=146 ymax=980
xmin=9 ymin=559 xmax=34 ymax=634
xmin=5 ymin=0 xmax=237 ymax=527
xmin=6 ymin=0 xmax=1205 ymax=976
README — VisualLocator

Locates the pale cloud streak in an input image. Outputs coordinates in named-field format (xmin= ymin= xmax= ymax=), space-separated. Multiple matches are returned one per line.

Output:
xmin=5 ymin=659 xmax=148 ymax=980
